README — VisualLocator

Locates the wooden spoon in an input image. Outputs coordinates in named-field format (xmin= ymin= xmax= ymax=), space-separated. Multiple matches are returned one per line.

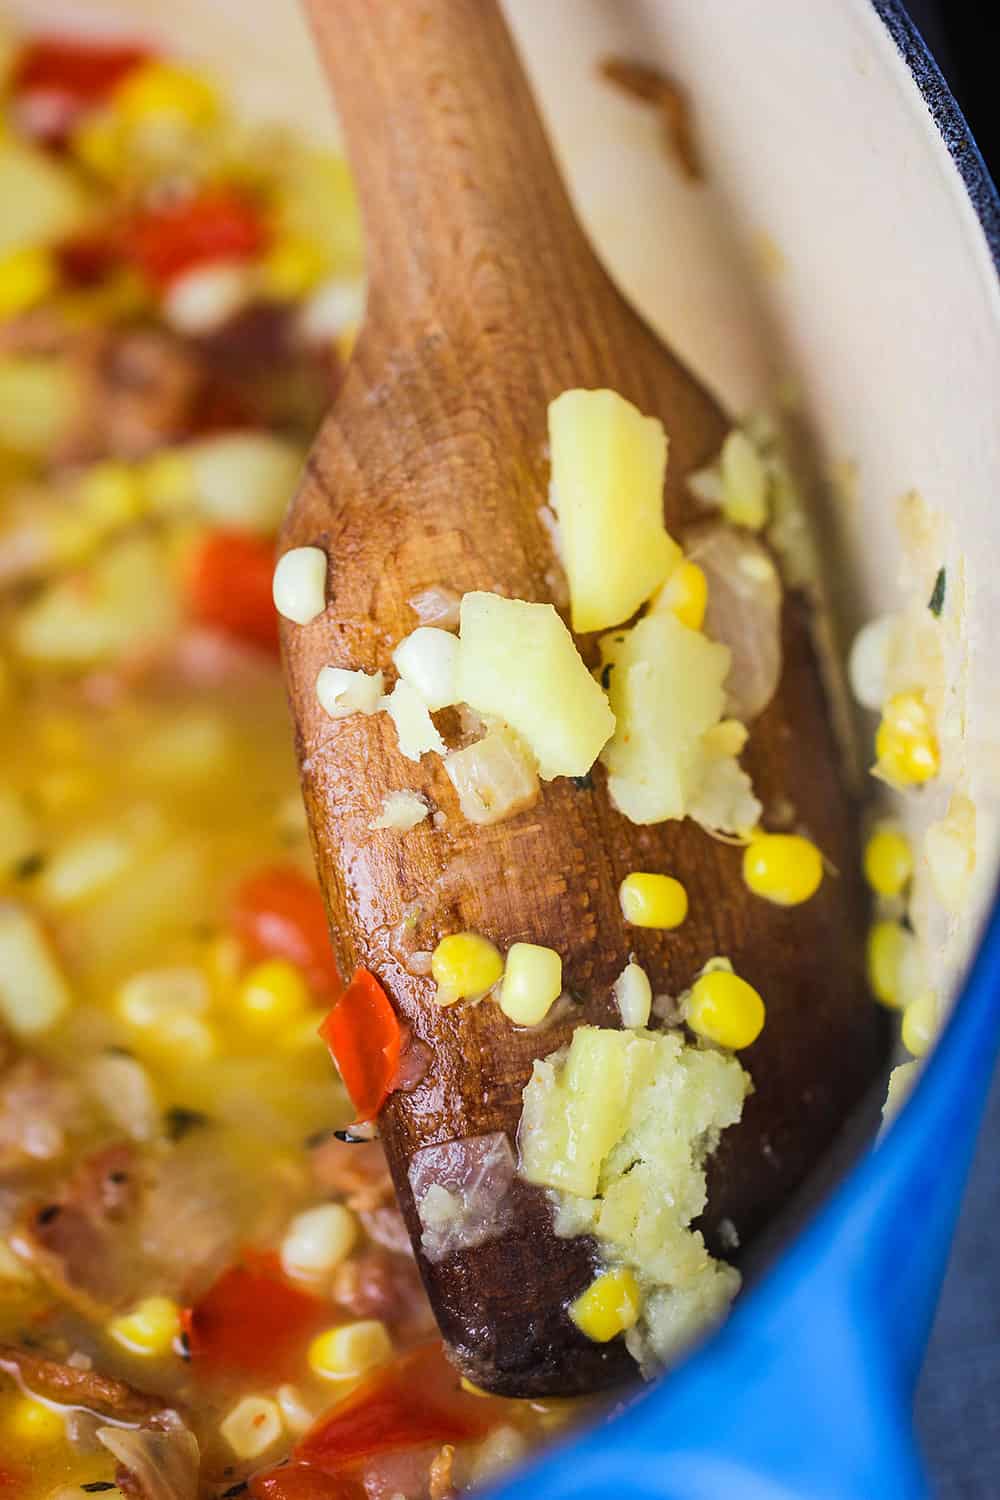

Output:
xmin=284 ymin=0 xmax=886 ymax=1396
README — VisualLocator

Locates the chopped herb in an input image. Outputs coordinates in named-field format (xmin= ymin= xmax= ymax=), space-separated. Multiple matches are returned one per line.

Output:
xmin=13 ymin=851 xmax=45 ymax=880
xmin=928 ymin=567 xmax=946 ymax=617
xmin=36 ymin=1204 xmax=61 ymax=1226
xmin=82 ymin=1485 xmax=117 ymax=1494
xmin=570 ymin=773 xmax=594 ymax=790
xmin=600 ymin=663 xmax=614 ymax=689
xmin=221 ymin=1485 xmax=249 ymax=1498
xmin=165 ymin=1106 xmax=211 ymax=1141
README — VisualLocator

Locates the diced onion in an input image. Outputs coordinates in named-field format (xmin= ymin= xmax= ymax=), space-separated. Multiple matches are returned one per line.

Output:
xmin=443 ymin=724 xmax=539 ymax=825
xmin=409 ymin=1132 xmax=516 ymax=1263
xmin=688 ymin=524 xmax=782 ymax=722
xmin=162 ymin=262 xmax=256 ymax=336
xmin=408 ymin=585 xmax=462 ymax=630
xmin=392 ymin=627 xmax=460 ymax=711
xmin=298 ymin=276 xmax=366 ymax=345
xmin=369 ymin=791 xmax=429 ymax=832
xmin=720 ymin=430 xmax=768 ymax=530
xmin=316 ymin=666 xmax=384 ymax=720
xmin=614 ymin=961 xmax=652 ymax=1029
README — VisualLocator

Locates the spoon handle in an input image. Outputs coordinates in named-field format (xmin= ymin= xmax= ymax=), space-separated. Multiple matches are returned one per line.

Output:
xmin=302 ymin=0 xmax=593 ymax=330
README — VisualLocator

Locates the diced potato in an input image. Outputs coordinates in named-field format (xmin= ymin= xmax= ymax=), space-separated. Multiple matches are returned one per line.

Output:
xmin=13 ymin=534 xmax=179 ymax=668
xmin=444 ymin=724 xmax=539 ymax=825
xmin=0 ymin=904 xmax=72 ymax=1036
xmin=458 ymin=592 xmax=614 ymax=779
xmin=600 ymin=612 xmax=729 ymax=824
xmin=519 ymin=1027 xmax=655 ymax=1197
xmin=0 ymin=141 xmax=91 ymax=255
xmin=0 ymin=358 xmax=83 ymax=457
xmin=548 ymin=389 xmax=680 ymax=632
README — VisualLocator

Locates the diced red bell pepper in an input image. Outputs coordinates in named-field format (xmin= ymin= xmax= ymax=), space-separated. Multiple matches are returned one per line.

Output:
xmin=14 ymin=36 xmax=148 ymax=104
xmin=0 ymin=1466 xmax=23 ymax=1494
xmin=123 ymin=188 xmax=267 ymax=290
xmin=232 ymin=866 xmax=342 ymax=1001
xmin=318 ymin=969 xmax=402 ymax=1122
xmin=187 ymin=529 xmax=279 ymax=654
xmin=249 ymin=1466 xmax=365 ymax=1500
xmin=296 ymin=1342 xmax=494 ymax=1472
xmin=182 ymin=1250 xmax=327 ymax=1384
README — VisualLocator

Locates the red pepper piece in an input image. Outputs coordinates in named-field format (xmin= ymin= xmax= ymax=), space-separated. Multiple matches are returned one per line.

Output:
xmin=249 ymin=1466 xmax=365 ymax=1500
xmin=187 ymin=529 xmax=279 ymax=654
xmin=182 ymin=1250 xmax=327 ymax=1383
xmin=232 ymin=866 xmax=342 ymax=1001
xmin=14 ymin=36 xmax=148 ymax=105
xmin=123 ymin=188 xmax=267 ymax=290
xmin=318 ymin=969 xmax=402 ymax=1122
xmin=296 ymin=1342 xmax=493 ymax=1472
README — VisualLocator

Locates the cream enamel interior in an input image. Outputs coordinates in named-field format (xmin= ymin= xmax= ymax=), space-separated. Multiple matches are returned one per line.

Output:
xmin=7 ymin=0 xmax=998 ymax=1041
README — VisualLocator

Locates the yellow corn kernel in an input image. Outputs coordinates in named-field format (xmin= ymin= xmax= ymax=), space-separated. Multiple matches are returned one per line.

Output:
xmin=259 ymin=237 xmax=328 ymax=300
xmin=139 ymin=449 xmax=195 ymax=514
xmin=902 ymin=990 xmax=938 ymax=1058
xmin=79 ymin=460 xmax=145 ymax=529
xmin=499 ymin=942 xmax=562 ymax=1027
xmin=309 ymin=1319 xmax=393 ymax=1380
xmin=863 ymin=825 xmax=914 ymax=897
xmin=108 ymin=1295 xmax=181 ymax=1357
xmin=113 ymin=62 xmax=219 ymax=131
xmin=71 ymin=111 xmax=124 ymax=177
xmin=686 ymin=967 xmax=765 ymax=1050
xmin=866 ymin=919 xmax=913 ymax=1010
xmin=460 ymin=1377 xmax=490 ymax=1398
xmin=619 ymin=871 xmax=688 ymax=929
xmin=281 ymin=1203 xmax=357 ymax=1281
xmin=236 ymin=958 xmax=311 ymax=1030
xmin=569 ymin=1268 xmax=641 ymax=1343
xmin=874 ymin=692 xmax=940 ymax=788
xmin=5 ymin=1396 xmax=64 ymax=1443
xmin=658 ymin=560 xmax=708 ymax=631
xmin=219 ymin=1394 xmax=283 ymax=1460
xmin=742 ymin=832 xmax=824 ymax=907
xmin=431 ymin=932 xmax=504 ymax=1006
xmin=0 ymin=246 xmax=57 ymax=320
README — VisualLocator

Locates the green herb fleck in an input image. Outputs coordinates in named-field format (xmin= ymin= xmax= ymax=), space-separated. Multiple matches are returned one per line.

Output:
xmin=928 ymin=567 xmax=946 ymax=617
xmin=165 ymin=1106 xmax=211 ymax=1141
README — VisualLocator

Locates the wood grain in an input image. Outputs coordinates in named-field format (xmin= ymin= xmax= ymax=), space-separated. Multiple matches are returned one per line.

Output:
xmin=286 ymin=0 xmax=886 ymax=1396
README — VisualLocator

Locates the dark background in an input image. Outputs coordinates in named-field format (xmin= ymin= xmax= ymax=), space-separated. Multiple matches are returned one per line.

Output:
xmin=903 ymin=2 xmax=999 ymax=1496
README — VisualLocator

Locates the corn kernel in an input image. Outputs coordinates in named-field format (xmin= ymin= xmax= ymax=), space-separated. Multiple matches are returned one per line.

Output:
xmin=71 ymin=111 xmax=124 ymax=177
xmin=613 ymin=960 xmax=652 ymax=1029
xmin=139 ymin=450 xmax=195 ymax=514
xmin=460 ymin=1377 xmax=490 ymax=1397
xmin=78 ymin=461 xmax=144 ymax=529
xmin=108 ymin=1295 xmax=181 ymax=1357
xmin=5 ymin=1396 xmax=64 ymax=1443
xmin=308 ymin=1320 xmax=392 ymax=1379
xmin=219 ymin=1394 xmax=283 ymax=1460
xmin=686 ymin=967 xmax=765 ymax=1050
xmin=619 ymin=872 xmax=688 ymax=929
xmin=431 ymin=932 xmax=504 ymax=1006
xmin=236 ymin=958 xmax=311 ymax=1030
xmin=863 ymin=825 xmax=913 ymax=897
xmin=874 ymin=692 xmax=940 ymax=788
xmin=0 ymin=246 xmax=57 ymax=320
xmin=657 ymin=560 xmax=708 ymax=631
xmin=742 ymin=833 xmax=823 ymax=907
xmin=902 ymin=990 xmax=938 ymax=1058
xmin=499 ymin=943 xmax=562 ymax=1026
xmin=276 ymin=1383 xmax=316 ymax=1435
xmin=281 ymin=1203 xmax=357 ymax=1281
xmin=866 ymin=920 xmax=920 ymax=1010
xmin=569 ymin=1268 xmax=641 ymax=1343
xmin=260 ymin=237 xmax=328 ymax=300
xmin=113 ymin=62 xmax=219 ymax=131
